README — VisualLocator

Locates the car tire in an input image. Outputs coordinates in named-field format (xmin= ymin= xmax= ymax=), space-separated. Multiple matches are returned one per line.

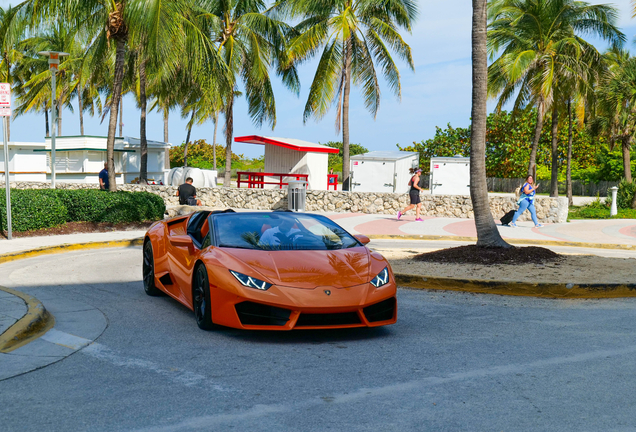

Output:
xmin=193 ymin=263 xmax=215 ymax=330
xmin=143 ymin=240 xmax=163 ymax=296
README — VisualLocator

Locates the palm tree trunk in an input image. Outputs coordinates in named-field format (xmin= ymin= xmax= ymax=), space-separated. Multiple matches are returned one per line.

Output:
xmin=623 ymin=137 xmax=632 ymax=183
xmin=341 ymin=38 xmax=353 ymax=191
xmin=566 ymin=100 xmax=573 ymax=206
xmin=163 ymin=107 xmax=170 ymax=171
xmin=45 ymin=108 xmax=49 ymax=138
xmin=471 ymin=0 xmax=509 ymax=248
xmin=106 ymin=37 xmax=127 ymax=191
xmin=119 ymin=98 xmax=124 ymax=137
xmin=139 ymin=58 xmax=148 ymax=184
xmin=213 ymin=113 xmax=218 ymax=173
xmin=224 ymin=96 xmax=234 ymax=187
xmin=163 ymin=107 xmax=169 ymax=142
xmin=528 ymin=99 xmax=544 ymax=176
xmin=78 ymin=85 xmax=84 ymax=135
xmin=549 ymin=105 xmax=559 ymax=197
xmin=183 ymin=110 xmax=195 ymax=167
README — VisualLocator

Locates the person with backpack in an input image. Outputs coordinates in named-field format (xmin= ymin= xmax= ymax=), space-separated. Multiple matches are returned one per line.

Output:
xmin=510 ymin=175 xmax=543 ymax=228
xmin=397 ymin=168 xmax=424 ymax=221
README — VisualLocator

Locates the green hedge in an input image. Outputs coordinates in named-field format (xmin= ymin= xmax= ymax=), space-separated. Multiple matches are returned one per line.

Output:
xmin=0 ymin=189 xmax=166 ymax=232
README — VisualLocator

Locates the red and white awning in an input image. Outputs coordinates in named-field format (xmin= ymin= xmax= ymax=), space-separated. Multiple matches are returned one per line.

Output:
xmin=234 ymin=136 xmax=339 ymax=154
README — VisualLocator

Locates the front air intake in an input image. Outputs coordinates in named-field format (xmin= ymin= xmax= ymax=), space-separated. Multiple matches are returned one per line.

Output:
xmin=296 ymin=312 xmax=361 ymax=327
xmin=363 ymin=297 xmax=396 ymax=322
xmin=235 ymin=302 xmax=291 ymax=326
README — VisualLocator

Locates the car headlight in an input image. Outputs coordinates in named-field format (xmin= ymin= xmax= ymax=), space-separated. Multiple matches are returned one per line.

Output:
xmin=229 ymin=270 xmax=272 ymax=291
xmin=370 ymin=267 xmax=390 ymax=288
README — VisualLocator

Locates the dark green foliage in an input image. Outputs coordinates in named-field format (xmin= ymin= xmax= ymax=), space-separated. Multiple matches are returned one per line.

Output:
xmin=400 ymin=110 xmax=601 ymax=178
xmin=323 ymin=141 xmax=369 ymax=172
xmin=0 ymin=189 xmax=67 ymax=232
xmin=0 ymin=189 xmax=165 ymax=232
xmin=616 ymin=179 xmax=636 ymax=209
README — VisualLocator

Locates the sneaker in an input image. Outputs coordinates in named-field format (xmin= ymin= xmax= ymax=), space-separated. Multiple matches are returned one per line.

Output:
xmin=509 ymin=223 xmax=517 ymax=228
xmin=415 ymin=218 xmax=423 ymax=222
xmin=535 ymin=224 xmax=544 ymax=228
xmin=397 ymin=211 xmax=402 ymax=220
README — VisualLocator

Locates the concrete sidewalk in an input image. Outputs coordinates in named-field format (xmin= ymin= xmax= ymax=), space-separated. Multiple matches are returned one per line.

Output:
xmin=1 ymin=214 xmax=635 ymax=255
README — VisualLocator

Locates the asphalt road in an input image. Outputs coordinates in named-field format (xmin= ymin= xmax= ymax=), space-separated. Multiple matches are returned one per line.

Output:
xmin=2 ymin=247 xmax=636 ymax=431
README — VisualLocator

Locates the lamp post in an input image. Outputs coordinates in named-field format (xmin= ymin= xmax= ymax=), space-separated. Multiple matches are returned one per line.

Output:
xmin=38 ymin=51 xmax=69 ymax=188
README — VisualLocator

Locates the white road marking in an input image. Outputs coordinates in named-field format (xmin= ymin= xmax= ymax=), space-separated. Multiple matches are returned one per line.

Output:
xmin=132 ymin=343 xmax=636 ymax=431
xmin=41 ymin=328 xmax=92 ymax=350
xmin=82 ymin=342 xmax=230 ymax=391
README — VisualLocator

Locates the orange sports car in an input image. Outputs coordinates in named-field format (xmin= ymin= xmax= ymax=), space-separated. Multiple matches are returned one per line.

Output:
xmin=143 ymin=210 xmax=397 ymax=330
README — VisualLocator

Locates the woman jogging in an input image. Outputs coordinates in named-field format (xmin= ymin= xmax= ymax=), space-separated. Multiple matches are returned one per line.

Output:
xmin=397 ymin=168 xmax=423 ymax=221
xmin=510 ymin=175 xmax=543 ymax=228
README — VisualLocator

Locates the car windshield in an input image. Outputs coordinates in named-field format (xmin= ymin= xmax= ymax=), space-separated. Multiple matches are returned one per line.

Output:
xmin=213 ymin=213 xmax=360 ymax=250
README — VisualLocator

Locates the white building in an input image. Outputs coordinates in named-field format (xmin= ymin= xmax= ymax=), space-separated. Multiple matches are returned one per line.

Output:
xmin=350 ymin=151 xmax=419 ymax=193
xmin=234 ymin=135 xmax=338 ymax=190
xmin=1 ymin=135 xmax=171 ymax=184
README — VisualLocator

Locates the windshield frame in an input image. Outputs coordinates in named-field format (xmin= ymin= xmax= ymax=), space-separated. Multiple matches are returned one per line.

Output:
xmin=210 ymin=212 xmax=362 ymax=251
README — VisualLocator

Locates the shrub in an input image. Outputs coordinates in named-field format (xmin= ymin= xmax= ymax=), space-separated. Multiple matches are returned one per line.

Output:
xmin=0 ymin=189 xmax=67 ymax=231
xmin=616 ymin=179 xmax=636 ymax=209
xmin=0 ymin=189 xmax=165 ymax=232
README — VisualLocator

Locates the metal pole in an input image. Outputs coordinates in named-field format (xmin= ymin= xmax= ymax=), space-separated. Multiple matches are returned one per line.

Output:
xmin=3 ymin=116 xmax=11 ymax=240
xmin=50 ymin=69 xmax=57 ymax=188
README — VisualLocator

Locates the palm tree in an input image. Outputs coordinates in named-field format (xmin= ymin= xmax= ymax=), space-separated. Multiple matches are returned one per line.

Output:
xmin=592 ymin=54 xmax=636 ymax=192
xmin=471 ymin=0 xmax=510 ymax=248
xmin=33 ymin=0 xmax=226 ymax=190
xmin=487 ymin=0 xmax=624 ymax=177
xmin=196 ymin=0 xmax=299 ymax=187
xmin=275 ymin=0 xmax=417 ymax=190
xmin=0 ymin=2 xmax=29 ymax=140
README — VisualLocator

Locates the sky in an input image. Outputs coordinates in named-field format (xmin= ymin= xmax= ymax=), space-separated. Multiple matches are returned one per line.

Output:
xmin=1 ymin=0 xmax=636 ymax=159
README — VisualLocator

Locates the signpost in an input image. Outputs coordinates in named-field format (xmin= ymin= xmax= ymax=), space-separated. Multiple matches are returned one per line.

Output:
xmin=38 ymin=51 xmax=69 ymax=189
xmin=1 ymin=82 xmax=11 ymax=239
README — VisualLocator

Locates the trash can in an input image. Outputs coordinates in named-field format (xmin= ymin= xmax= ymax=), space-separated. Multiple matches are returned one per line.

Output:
xmin=288 ymin=180 xmax=307 ymax=212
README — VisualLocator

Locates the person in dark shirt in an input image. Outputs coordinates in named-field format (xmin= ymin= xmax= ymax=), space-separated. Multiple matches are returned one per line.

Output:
xmin=99 ymin=162 xmax=109 ymax=190
xmin=177 ymin=177 xmax=202 ymax=206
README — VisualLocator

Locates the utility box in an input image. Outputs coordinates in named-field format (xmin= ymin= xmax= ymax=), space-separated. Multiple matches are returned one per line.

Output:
xmin=350 ymin=151 xmax=419 ymax=193
xmin=429 ymin=156 xmax=470 ymax=195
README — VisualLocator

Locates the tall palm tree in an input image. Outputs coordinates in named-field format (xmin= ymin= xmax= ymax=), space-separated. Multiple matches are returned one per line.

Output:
xmin=275 ymin=0 xmax=417 ymax=190
xmin=487 ymin=0 xmax=623 ymax=177
xmin=0 ymin=2 xmax=29 ymax=140
xmin=34 ymin=0 xmax=225 ymax=190
xmin=472 ymin=0 xmax=509 ymax=248
xmin=592 ymin=54 xmax=636 ymax=190
xmin=196 ymin=0 xmax=299 ymax=186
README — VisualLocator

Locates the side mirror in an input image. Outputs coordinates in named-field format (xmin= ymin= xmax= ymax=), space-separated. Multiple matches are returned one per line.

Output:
xmin=354 ymin=234 xmax=370 ymax=245
xmin=169 ymin=235 xmax=194 ymax=247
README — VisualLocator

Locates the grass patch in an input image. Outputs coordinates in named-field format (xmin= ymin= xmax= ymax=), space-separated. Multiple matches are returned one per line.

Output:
xmin=568 ymin=206 xmax=636 ymax=219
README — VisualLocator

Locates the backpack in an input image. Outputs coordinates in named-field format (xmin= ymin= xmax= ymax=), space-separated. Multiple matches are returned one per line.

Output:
xmin=514 ymin=184 xmax=524 ymax=200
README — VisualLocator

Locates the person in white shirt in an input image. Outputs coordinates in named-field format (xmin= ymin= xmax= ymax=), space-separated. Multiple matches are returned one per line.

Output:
xmin=259 ymin=219 xmax=302 ymax=247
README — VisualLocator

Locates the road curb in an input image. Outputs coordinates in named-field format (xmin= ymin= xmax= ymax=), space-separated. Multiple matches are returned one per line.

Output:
xmin=367 ymin=234 xmax=636 ymax=251
xmin=395 ymin=273 xmax=636 ymax=298
xmin=0 ymin=238 xmax=143 ymax=352
xmin=0 ymin=286 xmax=55 ymax=353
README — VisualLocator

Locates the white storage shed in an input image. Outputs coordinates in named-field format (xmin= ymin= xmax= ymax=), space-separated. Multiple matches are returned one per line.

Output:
xmin=429 ymin=156 xmax=470 ymax=195
xmin=39 ymin=135 xmax=171 ymax=184
xmin=234 ymin=136 xmax=338 ymax=190
xmin=0 ymin=141 xmax=48 ymax=182
xmin=350 ymin=151 xmax=419 ymax=193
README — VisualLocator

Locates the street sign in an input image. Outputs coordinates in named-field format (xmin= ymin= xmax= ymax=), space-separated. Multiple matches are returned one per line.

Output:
xmin=0 ymin=83 xmax=10 ymax=117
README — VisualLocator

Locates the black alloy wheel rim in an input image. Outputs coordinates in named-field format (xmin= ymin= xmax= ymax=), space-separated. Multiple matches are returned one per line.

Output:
xmin=143 ymin=242 xmax=154 ymax=291
xmin=193 ymin=266 xmax=207 ymax=325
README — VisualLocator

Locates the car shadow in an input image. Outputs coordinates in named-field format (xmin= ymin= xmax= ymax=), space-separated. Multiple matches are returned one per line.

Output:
xmin=220 ymin=325 xmax=394 ymax=345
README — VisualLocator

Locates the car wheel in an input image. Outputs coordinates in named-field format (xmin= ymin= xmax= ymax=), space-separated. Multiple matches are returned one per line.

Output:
xmin=143 ymin=240 xmax=162 ymax=296
xmin=193 ymin=264 xmax=215 ymax=330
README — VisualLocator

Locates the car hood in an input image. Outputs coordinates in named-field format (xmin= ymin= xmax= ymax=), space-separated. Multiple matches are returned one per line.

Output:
xmin=222 ymin=247 xmax=370 ymax=289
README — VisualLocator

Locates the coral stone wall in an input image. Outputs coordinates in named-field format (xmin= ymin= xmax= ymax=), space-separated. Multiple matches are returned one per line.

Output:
xmin=2 ymin=182 xmax=568 ymax=223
